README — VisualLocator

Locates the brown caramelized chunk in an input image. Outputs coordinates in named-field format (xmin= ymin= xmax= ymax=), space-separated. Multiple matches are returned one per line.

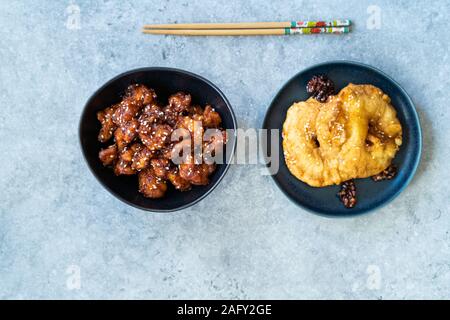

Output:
xmin=126 ymin=84 xmax=157 ymax=106
xmin=139 ymin=123 xmax=173 ymax=151
xmin=167 ymin=168 xmax=192 ymax=191
xmin=131 ymin=146 xmax=154 ymax=171
xmin=168 ymin=92 xmax=192 ymax=113
xmin=150 ymin=158 xmax=171 ymax=179
xmin=113 ymin=143 xmax=141 ymax=175
xmin=97 ymin=105 xmax=118 ymax=142
xmin=139 ymin=103 xmax=164 ymax=125
xmin=112 ymin=99 xmax=141 ymax=127
xmin=114 ymin=159 xmax=135 ymax=176
xmin=96 ymin=84 xmax=226 ymax=198
xmin=371 ymin=164 xmax=398 ymax=181
xmin=114 ymin=118 xmax=139 ymax=150
xmin=99 ymin=144 xmax=118 ymax=166
xmin=138 ymin=168 xmax=167 ymax=198
xmin=179 ymin=155 xmax=216 ymax=186
xmin=306 ymin=75 xmax=335 ymax=102
xmin=337 ymin=180 xmax=357 ymax=208
xmin=202 ymin=105 xmax=222 ymax=128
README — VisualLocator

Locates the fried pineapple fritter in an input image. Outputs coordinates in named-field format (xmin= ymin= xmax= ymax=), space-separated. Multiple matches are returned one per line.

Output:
xmin=282 ymin=84 xmax=402 ymax=187
xmin=96 ymin=84 xmax=226 ymax=198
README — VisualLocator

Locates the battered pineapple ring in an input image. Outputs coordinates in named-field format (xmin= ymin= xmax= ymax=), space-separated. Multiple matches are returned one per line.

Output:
xmin=282 ymin=84 xmax=403 ymax=187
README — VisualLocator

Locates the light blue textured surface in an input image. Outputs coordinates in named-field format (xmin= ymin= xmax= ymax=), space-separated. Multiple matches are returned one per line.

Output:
xmin=1 ymin=0 xmax=449 ymax=299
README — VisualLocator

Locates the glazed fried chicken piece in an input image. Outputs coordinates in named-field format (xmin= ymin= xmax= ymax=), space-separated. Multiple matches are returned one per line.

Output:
xmin=150 ymin=158 xmax=172 ymax=179
xmin=114 ymin=118 xmax=139 ymax=150
xmin=203 ymin=130 xmax=227 ymax=164
xmin=160 ymin=142 xmax=176 ymax=160
xmin=179 ymin=155 xmax=216 ymax=186
xmin=111 ymin=85 xmax=155 ymax=127
xmin=120 ymin=143 xmax=142 ymax=161
xmin=162 ymin=105 xmax=180 ymax=126
xmin=139 ymin=103 xmax=164 ymax=125
xmin=97 ymin=105 xmax=118 ymax=142
xmin=131 ymin=146 xmax=155 ymax=171
xmin=202 ymin=105 xmax=222 ymax=128
xmin=113 ymin=143 xmax=141 ymax=175
xmin=99 ymin=144 xmax=118 ymax=166
xmin=178 ymin=163 xmax=215 ymax=185
xmin=204 ymin=129 xmax=227 ymax=146
xmin=114 ymin=159 xmax=135 ymax=176
xmin=176 ymin=116 xmax=204 ymax=145
xmin=190 ymin=105 xmax=221 ymax=128
xmin=168 ymin=92 xmax=192 ymax=113
xmin=162 ymin=92 xmax=193 ymax=127
xmin=176 ymin=116 xmax=196 ymax=133
xmin=138 ymin=168 xmax=167 ymax=198
xmin=188 ymin=104 xmax=203 ymax=116
xmin=167 ymin=168 xmax=191 ymax=191
xmin=111 ymin=98 xmax=142 ymax=127
xmin=126 ymin=84 xmax=157 ymax=106
xmin=139 ymin=123 xmax=173 ymax=151
xmin=169 ymin=139 xmax=194 ymax=165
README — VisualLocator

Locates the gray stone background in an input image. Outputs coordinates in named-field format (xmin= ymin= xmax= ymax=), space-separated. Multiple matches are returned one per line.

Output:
xmin=0 ymin=0 xmax=449 ymax=299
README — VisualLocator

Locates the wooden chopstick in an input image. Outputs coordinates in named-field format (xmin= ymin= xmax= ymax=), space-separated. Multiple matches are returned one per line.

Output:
xmin=142 ymin=27 xmax=350 ymax=36
xmin=143 ymin=20 xmax=351 ymax=30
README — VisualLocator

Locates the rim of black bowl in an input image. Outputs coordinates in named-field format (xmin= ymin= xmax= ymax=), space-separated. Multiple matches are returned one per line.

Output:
xmin=263 ymin=60 xmax=423 ymax=217
xmin=79 ymin=67 xmax=237 ymax=212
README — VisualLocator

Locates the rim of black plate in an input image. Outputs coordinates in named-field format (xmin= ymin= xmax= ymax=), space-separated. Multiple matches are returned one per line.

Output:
xmin=262 ymin=60 xmax=423 ymax=218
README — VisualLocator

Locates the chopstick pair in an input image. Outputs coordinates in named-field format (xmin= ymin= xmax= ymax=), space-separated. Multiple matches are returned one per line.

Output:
xmin=142 ymin=20 xmax=351 ymax=36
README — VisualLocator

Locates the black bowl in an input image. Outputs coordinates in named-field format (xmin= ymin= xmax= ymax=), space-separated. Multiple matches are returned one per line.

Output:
xmin=79 ymin=67 xmax=237 ymax=212
xmin=263 ymin=61 xmax=422 ymax=217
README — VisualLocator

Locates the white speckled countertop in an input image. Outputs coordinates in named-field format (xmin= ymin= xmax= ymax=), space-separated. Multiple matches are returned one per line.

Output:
xmin=1 ymin=0 xmax=449 ymax=299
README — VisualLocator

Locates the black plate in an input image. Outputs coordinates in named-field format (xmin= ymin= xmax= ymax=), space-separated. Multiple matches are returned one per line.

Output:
xmin=79 ymin=67 xmax=237 ymax=212
xmin=262 ymin=61 xmax=422 ymax=217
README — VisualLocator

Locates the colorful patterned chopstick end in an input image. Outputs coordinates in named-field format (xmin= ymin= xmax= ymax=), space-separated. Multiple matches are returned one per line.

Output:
xmin=290 ymin=20 xmax=352 ymax=28
xmin=285 ymin=26 xmax=350 ymax=35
